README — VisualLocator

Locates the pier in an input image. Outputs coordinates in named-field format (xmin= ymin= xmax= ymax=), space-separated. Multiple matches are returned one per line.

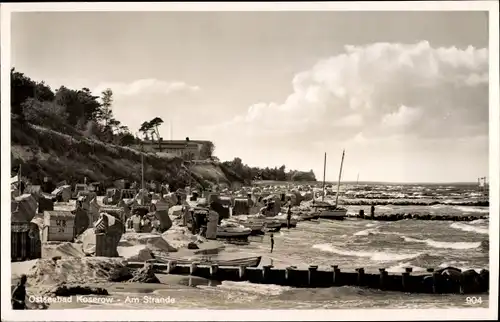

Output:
xmin=127 ymin=261 xmax=489 ymax=295
xmin=351 ymin=210 xmax=488 ymax=222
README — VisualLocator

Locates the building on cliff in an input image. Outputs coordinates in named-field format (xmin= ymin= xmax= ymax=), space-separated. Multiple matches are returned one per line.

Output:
xmin=137 ymin=139 xmax=212 ymax=160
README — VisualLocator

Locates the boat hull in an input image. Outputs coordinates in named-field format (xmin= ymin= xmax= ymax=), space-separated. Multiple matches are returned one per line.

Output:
xmin=319 ymin=209 xmax=348 ymax=220
xmin=153 ymin=255 xmax=262 ymax=267
xmin=216 ymin=230 xmax=252 ymax=240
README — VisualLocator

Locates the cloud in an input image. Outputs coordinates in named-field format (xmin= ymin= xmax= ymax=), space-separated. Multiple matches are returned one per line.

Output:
xmin=219 ymin=41 xmax=488 ymax=145
xmin=94 ymin=78 xmax=200 ymax=97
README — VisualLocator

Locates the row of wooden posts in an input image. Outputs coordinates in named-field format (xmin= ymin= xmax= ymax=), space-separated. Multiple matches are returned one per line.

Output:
xmin=126 ymin=261 xmax=489 ymax=295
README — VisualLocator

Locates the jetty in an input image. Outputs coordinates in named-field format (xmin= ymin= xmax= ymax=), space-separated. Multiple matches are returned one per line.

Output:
xmin=127 ymin=261 xmax=489 ymax=295
xmin=350 ymin=210 xmax=488 ymax=222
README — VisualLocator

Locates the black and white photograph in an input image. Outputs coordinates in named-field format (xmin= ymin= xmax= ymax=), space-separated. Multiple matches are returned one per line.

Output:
xmin=1 ymin=1 xmax=498 ymax=321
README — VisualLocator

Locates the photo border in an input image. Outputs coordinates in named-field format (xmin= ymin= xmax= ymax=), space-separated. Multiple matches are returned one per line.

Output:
xmin=1 ymin=1 xmax=498 ymax=321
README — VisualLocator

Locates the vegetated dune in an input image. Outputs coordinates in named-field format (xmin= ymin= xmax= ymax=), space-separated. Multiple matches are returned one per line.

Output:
xmin=10 ymin=120 xmax=243 ymax=189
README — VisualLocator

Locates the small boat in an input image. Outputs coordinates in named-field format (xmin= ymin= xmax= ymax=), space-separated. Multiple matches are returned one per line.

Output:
xmin=152 ymin=254 xmax=262 ymax=267
xmin=216 ymin=221 xmax=252 ymax=240
xmin=227 ymin=217 xmax=264 ymax=235
xmin=317 ymin=206 xmax=348 ymax=220
xmin=273 ymin=213 xmax=299 ymax=228
xmin=314 ymin=150 xmax=348 ymax=221
xmin=245 ymin=214 xmax=282 ymax=232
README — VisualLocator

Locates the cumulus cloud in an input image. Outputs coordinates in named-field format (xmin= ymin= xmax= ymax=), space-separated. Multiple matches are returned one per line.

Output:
xmin=94 ymin=78 xmax=200 ymax=97
xmin=225 ymin=41 xmax=489 ymax=143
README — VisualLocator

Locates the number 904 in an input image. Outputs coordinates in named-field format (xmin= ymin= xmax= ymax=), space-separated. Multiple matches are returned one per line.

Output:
xmin=466 ymin=297 xmax=483 ymax=305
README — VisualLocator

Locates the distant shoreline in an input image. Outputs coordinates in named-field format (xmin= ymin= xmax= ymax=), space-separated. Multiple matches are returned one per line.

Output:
xmin=252 ymin=180 xmax=485 ymax=186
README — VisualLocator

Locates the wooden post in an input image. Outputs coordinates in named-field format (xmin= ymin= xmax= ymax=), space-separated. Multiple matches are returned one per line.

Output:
xmin=356 ymin=267 xmax=365 ymax=286
xmin=308 ymin=265 xmax=318 ymax=286
xmin=402 ymin=267 xmax=412 ymax=291
xmin=190 ymin=262 xmax=198 ymax=275
xmin=238 ymin=265 xmax=246 ymax=280
xmin=167 ymin=260 xmax=177 ymax=274
xmin=210 ymin=264 xmax=219 ymax=278
xmin=379 ymin=268 xmax=388 ymax=290
xmin=332 ymin=265 xmax=340 ymax=285
xmin=262 ymin=265 xmax=272 ymax=283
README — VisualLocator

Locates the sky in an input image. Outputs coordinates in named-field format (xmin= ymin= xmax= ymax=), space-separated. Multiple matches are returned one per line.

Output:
xmin=10 ymin=11 xmax=490 ymax=183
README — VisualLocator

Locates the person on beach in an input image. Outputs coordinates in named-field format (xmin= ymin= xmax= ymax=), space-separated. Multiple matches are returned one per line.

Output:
xmin=370 ymin=204 xmax=375 ymax=218
xmin=270 ymin=233 xmax=274 ymax=253
xmin=12 ymin=274 xmax=27 ymax=310
xmin=286 ymin=205 xmax=292 ymax=229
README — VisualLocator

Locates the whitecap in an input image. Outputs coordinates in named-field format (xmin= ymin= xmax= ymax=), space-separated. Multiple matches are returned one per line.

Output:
xmin=312 ymin=244 xmax=422 ymax=262
xmin=452 ymin=206 xmax=489 ymax=214
xmin=450 ymin=222 xmax=488 ymax=235
xmin=216 ymin=281 xmax=291 ymax=296
xmin=386 ymin=262 xmax=425 ymax=273
xmin=401 ymin=236 xmax=480 ymax=250
xmin=353 ymin=228 xmax=378 ymax=236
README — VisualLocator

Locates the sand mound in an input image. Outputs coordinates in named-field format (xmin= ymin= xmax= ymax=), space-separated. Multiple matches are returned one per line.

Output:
xmin=121 ymin=233 xmax=178 ymax=252
xmin=128 ymin=263 xmax=160 ymax=283
xmin=162 ymin=226 xmax=199 ymax=249
xmin=24 ymin=257 xmax=131 ymax=286
xmin=117 ymin=245 xmax=154 ymax=262
xmin=42 ymin=242 xmax=86 ymax=258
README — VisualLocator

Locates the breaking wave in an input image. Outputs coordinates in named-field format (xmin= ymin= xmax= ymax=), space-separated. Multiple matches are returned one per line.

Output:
xmin=450 ymin=222 xmax=488 ymax=235
xmin=452 ymin=206 xmax=489 ymax=214
xmin=312 ymin=244 xmax=422 ymax=262
xmin=401 ymin=236 xmax=480 ymax=250
xmin=386 ymin=262 xmax=425 ymax=273
xmin=215 ymin=281 xmax=291 ymax=296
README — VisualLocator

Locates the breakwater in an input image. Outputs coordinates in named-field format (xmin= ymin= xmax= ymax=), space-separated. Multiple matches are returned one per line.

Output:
xmin=350 ymin=211 xmax=488 ymax=222
xmin=127 ymin=261 xmax=489 ymax=295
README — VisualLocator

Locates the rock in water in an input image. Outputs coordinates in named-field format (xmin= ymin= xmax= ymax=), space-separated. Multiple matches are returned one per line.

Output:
xmin=128 ymin=263 xmax=160 ymax=283
xmin=187 ymin=242 xmax=199 ymax=250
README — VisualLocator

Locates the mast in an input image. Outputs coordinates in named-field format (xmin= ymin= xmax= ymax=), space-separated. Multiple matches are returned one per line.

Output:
xmin=335 ymin=149 xmax=345 ymax=207
xmin=322 ymin=152 xmax=327 ymax=202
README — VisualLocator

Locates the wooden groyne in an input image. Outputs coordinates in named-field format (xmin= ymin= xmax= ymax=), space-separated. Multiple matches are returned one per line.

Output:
xmin=351 ymin=211 xmax=488 ymax=222
xmin=127 ymin=261 xmax=489 ymax=295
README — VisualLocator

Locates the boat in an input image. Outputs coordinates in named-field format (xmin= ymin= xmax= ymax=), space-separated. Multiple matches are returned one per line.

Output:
xmin=216 ymin=220 xmax=252 ymax=240
xmin=273 ymin=213 xmax=299 ymax=228
xmin=151 ymin=253 xmax=262 ymax=267
xmin=245 ymin=214 xmax=282 ymax=232
xmin=227 ymin=217 xmax=265 ymax=235
xmin=314 ymin=150 xmax=348 ymax=220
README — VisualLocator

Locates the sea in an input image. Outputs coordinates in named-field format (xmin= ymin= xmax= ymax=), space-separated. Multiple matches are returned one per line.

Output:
xmin=54 ymin=183 xmax=491 ymax=309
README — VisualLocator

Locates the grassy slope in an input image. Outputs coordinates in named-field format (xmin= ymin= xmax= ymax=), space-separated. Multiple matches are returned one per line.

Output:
xmin=10 ymin=119 xmax=244 ymax=190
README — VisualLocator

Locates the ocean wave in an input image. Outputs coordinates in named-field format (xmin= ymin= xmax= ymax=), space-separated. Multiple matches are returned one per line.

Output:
xmin=365 ymin=223 xmax=377 ymax=227
xmin=402 ymin=236 xmax=480 ymax=249
xmin=312 ymin=244 xmax=422 ymax=262
xmin=386 ymin=262 xmax=425 ymax=273
xmin=353 ymin=228 xmax=379 ymax=236
xmin=450 ymin=222 xmax=488 ymax=235
xmin=216 ymin=281 xmax=291 ymax=296
xmin=470 ymin=219 xmax=489 ymax=225
xmin=452 ymin=206 xmax=489 ymax=214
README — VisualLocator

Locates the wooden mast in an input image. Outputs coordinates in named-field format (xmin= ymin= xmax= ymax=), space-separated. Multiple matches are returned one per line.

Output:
xmin=321 ymin=152 xmax=327 ymax=202
xmin=335 ymin=150 xmax=345 ymax=207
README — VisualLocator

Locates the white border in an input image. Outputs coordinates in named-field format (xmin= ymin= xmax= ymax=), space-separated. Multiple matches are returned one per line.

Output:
xmin=1 ymin=1 xmax=498 ymax=321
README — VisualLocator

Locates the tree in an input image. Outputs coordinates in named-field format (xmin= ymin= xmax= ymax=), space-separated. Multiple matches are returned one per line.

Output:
xmin=200 ymin=141 xmax=215 ymax=160
xmin=95 ymin=88 xmax=114 ymax=128
xmin=11 ymin=68 xmax=55 ymax=123
xmin=149 ymin=117 xmax=164 ymax=151
xmin=139 ymin=121 xmax=153 ymax=140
